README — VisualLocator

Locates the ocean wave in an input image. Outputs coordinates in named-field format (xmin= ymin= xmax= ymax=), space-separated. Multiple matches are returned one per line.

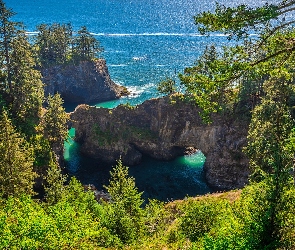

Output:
xmin=25 ymin=31 xmax=257 ymax=38
xmin=127 ymin=82 xmax=155 ymax=97
xmin=89 ymin=32 xmax=240 ymax=37
xmin=132 ymin=55 xmax=147 ymax=61
xmin=25 ymin=31 xmax=39 ymax=35
xmin=127 ymin=86 xmax=145 ymax=97
xmin=108 ymin=64 xmax=128 ymax=67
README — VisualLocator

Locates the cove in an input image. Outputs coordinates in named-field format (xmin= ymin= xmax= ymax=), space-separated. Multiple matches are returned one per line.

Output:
xmin=64 ymin=128 xmax=212 ymax=201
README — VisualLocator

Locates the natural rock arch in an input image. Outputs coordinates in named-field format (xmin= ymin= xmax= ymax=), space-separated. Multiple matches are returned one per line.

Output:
xmin=70 ymin=95 xmax=250 ymax=190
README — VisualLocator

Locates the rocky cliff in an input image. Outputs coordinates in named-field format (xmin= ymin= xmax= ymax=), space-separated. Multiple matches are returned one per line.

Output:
xmin=42 ymin=59 xmax=128 ymax=104
xmin=70 ymin=95 xmax=250 ymax=190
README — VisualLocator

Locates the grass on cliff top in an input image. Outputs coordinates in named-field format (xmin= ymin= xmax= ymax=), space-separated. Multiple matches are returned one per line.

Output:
xmin=121 ymin=190 xmax=243 ymax=250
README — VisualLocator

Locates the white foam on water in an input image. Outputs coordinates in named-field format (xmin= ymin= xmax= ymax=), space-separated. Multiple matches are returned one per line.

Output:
xmin=26 ymin=31 xmax=250 ymax=38
xmin=132 ymin=55 xmax=147 ymax=61
xmin=108 ymin=64 xmax=128 ymax=67
xmin=90 ymin=32 xmax=238 ymax=37
xmin=25 ymin=31 xmax=39 ymax=35
xmin=127 ymin=82 xmax=155 ymax=97
xmin=127 ymin=85 xmax=145 ymax=97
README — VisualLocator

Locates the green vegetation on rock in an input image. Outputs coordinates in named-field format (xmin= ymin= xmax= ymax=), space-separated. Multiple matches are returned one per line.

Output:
xmin=93 ymin=122 xmax=156 ymax=147
xmin=35 ymin=23 xmax=103 ymax=67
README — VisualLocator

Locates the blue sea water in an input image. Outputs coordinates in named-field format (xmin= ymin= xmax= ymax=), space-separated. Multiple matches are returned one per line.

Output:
xmin=5 ymin=0 xmax=279 ymax=200
xmin=7 ymin=0 xmax=269 ymax=108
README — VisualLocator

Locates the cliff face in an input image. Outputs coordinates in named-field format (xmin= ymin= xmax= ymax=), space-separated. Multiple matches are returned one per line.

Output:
xmin=70 ymin=96 xmax=250 ymax=190
xmin=42 ymin=59 xmax=128 ymax=104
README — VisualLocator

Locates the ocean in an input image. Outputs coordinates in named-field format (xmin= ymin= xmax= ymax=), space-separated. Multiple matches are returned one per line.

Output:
xmin=7 ymin=0 xmax=267 ymax=108
xmin=5 ymin=0 xmax=278 ymax=200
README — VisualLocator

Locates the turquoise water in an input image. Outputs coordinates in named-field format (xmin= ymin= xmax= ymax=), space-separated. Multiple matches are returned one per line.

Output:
xmin=64 ymin=128 xmax=211 ymax=201
xmin=8 ymin=0 xmax=275 ymax=199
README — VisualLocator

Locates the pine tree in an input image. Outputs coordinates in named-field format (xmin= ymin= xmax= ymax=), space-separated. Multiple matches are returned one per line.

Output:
xmin=72 ymin=26 xmax=102 ymax=62
xmin=104 ymin=159 xmax=144 ymax=243
xmin=0 ymin=110 xmax=37 ymax=198
xmin=106 ymin=159 xmax=143 ymax=209
xmin=44 ymin=152 xmax=67 ymax=205
xmin=0 ymin=0 xmax=22 ymax=92
xmin=9 ymin=33 xmax=44 ymax=136
xmin=157 ymin=77 xmax=176 ymax=95
xmin=40 ymin=94 xmax=69 ymax=147
xmin=35 ymin=23 xmax=72 ymax=66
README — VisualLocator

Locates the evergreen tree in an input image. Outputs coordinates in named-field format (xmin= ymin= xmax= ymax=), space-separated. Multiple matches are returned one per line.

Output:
xmin=0 ymin=110 xmax=37 ymax=198
xmin=9 ymin=33 xmax=44 ymax=136
xmin=44 ymin=152 xmax=67 ymax=205
xmin=105 ymin=159 xmax=143 ymax=213
xmin=157 ymin=77 xmax=177 ymax=95
xmin=35 ymin=23 xmax=72 ymax=66
xmin=0 ymin=0 xmax=22 ymax=92
xmin=72 ymin=26 xmax=102 ymax=62
xmin=104 ymin=159 xmax=145 ymax=243
xmin=39 ymin=94 xmax=69 ymax=147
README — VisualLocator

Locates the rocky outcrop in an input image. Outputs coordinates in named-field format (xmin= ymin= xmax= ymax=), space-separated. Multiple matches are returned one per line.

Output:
xmin=42 ymin=59 xmax=128 ymax=104
xmin=83 ymin=184 xmax=111 ymax=203
xmin=70 ymin=95 xmax=250 ymax=190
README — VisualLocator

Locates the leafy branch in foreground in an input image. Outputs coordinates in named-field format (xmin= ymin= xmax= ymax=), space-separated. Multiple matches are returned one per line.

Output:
xmin=180 ymin=1 xmax=295 ymax=121
xmin=180 ymin=0 xmax=295 ymax=247
xmin=195 ymin=1 xmax=295 ymax=39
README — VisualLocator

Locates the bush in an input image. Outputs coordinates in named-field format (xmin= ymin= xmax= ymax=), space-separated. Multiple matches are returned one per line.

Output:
xmin=180 ymin=198 xmax=229 ymax=242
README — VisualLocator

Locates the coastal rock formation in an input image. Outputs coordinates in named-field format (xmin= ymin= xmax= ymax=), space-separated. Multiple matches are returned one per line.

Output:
xmin=70 ymin=95 xmax=250 ymax=190
xmin=42 ymin=59 xmax=128 ymax=104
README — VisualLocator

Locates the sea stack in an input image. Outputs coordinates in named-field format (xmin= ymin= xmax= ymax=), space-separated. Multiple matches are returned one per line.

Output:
xmin=42 ymin=59 xmax=129 ymax=104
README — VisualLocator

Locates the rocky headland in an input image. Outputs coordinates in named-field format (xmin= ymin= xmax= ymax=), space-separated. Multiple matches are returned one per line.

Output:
xmin=42 ymin=59 xmax=128 ymax=104
xmin=70 ymin=95 xmax=250 ymax=190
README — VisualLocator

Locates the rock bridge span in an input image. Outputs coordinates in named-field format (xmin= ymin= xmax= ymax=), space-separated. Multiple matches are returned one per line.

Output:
xmin=70 ymin=95 xmax=250 ymax=190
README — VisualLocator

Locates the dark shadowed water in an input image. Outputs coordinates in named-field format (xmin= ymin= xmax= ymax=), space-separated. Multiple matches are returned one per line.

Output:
xmin=64 ymin=128 xmax=211 ymax=201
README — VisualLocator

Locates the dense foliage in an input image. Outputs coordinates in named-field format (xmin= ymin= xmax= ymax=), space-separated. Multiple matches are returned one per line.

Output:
xmin=35 ymin=23 xmax=102 ymax=67
xmin=0 ymin=0 xmax=295 ymax=249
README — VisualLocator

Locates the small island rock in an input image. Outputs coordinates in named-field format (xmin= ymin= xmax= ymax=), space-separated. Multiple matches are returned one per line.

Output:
xmin=42 ymin=59 xmax=128 ymax=104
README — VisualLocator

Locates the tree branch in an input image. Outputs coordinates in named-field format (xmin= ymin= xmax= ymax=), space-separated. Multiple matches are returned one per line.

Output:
xmin=278 ymin=0 xmax=295 ymax=11
xmin=279 ymin=6 xmax=295 ymax=15
xmin=251 ymin=45 xmax=295 ymax=66
xmin=255 ymin=20 xmax=295 ymax=49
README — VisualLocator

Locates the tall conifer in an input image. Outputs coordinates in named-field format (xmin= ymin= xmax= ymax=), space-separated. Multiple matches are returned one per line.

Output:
xmin=0 ymin=110 xmax=37 ymax=197
xmin=0 ymin=0 xmax=22 ymax=92
xmin=40 ymin=94 xmax=69 ymax=147
xmin=72 ymin=26 xmax=102 ymax=62
xmin=10 ymin=33 xmax=44 ymax=136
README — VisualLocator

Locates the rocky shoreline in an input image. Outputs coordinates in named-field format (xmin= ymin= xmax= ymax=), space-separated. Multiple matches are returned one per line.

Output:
xmin=47 ymin=58 xmax=250 ymax=191
xmin=70 ymin=95 xmax=250 ymax=190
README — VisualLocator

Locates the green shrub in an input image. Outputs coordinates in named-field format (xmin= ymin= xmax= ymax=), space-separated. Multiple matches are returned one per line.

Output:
xmin=180 ymin=198 xmax=229 ymax=242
